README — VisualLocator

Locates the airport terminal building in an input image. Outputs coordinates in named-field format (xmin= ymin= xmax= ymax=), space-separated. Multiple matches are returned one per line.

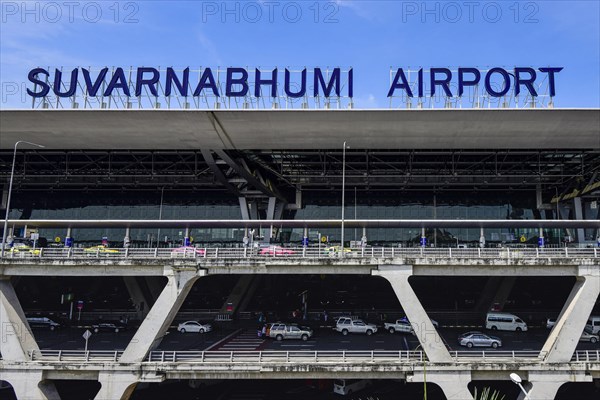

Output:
xmin=1 ymin=90 xmax=600 ymax=399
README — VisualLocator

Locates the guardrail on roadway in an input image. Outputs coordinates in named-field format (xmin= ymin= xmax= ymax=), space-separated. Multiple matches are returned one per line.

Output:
xmin=27 ymin=349 xmax=600 ymax=363
xmin=4 ymin=247 xmax=599 ymax=260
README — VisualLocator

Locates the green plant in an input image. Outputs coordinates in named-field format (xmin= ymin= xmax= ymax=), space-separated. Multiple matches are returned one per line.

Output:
xmin=473 ymin=387 xmax=505 ymax=400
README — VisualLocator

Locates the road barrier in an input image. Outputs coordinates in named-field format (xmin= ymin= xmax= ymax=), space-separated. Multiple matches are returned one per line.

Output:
xmin=27 ymin=349 xmax=600 ymax=364
xmin=4 ymin=246 xmax=598 ymax=260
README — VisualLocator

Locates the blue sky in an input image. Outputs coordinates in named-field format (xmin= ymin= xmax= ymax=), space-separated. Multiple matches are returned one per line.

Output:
xmin=1 ymin=0 xmax=599 ymax=108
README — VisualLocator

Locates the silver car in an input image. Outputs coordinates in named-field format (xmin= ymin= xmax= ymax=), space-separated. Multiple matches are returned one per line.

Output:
xmin=458 ymin=331 xmax=502 ymax=349
xmin=177 ymin=321 xmax=212 ymax=334
xmin=580 ymin=327 xmax=599 ymax=343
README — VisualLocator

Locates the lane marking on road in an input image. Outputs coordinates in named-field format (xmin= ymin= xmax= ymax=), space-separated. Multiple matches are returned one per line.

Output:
xmin=280 ymin=344 xmax=315 ymax=347
xmin=341 ymin=341 xmax=350 ymax=343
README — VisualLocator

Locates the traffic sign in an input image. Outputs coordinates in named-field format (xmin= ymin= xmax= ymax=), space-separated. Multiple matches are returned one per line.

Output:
xmin=77 ymin=300 xmax=84 ymax=310
xmin=82 ymin=330 xmax=92 ymax=340
xmin=55 ymin=236 xmax=61 ymax=243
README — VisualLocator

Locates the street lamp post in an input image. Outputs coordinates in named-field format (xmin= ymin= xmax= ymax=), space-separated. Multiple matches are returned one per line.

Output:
xmin=1 ymin=141 xmax=45 ymax=258
xmin=340 ymin=142 xmax=347 ymax=258
xmin=509 ymin=373 xmax=530 ymax=400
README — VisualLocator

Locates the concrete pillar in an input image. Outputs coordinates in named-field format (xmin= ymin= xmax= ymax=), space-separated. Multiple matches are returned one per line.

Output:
xmin=0 ymin=278 xmax=39 ymax=361
xmin=219 ymin=275 xmax=255 ymax=315
xmin=541 ymin=265 xmax=600 ymax=363
xmin=490 ymin=277 xmax=516 ymax=311
xmin=416 ymin=371 xmax=473 ymax=400
xmin=122 ymin=277 xmax=152 ymax=320
xmin=474 ymin=276 xmax=516 ymax=313
xmin=239 ymin=197 xmax=250 ymax=220
xmin=144 ymin=277 xmax=165 ymax=303
xmin=266 ymin=197 xmax=276 ymax=220
xmin=0 ymin=371 xmax=61 ymax=400
xmin=124 ymin=227 xmax=130 ymax=248
xmin=120 ymin=268 xmax=203 ymax=363
xmin=95 ymin=372 xmax=139 ymax=400
xmin=573 ymin=197 xmax=585 ymax=243
xmin=65 ymin=227 xmax=72 ymax=248
xmin=517 ymin=371 xmax=591 ymax=400
xmin=373 ymin=265 xmax=452 ymax=363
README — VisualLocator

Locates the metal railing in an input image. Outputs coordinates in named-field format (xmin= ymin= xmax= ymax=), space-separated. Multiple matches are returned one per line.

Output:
xmin=4 ymin=246 xmax=599 ymax=260
xmin=28 ymin=349 xmax=600 ymax=364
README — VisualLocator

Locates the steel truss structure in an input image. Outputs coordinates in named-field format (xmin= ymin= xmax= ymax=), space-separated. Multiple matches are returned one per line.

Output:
xmin=1 ymin=149 xmax=599 ymax=201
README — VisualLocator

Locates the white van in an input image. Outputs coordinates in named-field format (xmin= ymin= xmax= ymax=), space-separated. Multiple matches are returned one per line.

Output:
xmin=486 ymin=312 xmax=528 ymax=332
xmin=586 ymin=316 xmax=600 ymax=334
xmin=333 ymin=379 xmax=372 ymax=395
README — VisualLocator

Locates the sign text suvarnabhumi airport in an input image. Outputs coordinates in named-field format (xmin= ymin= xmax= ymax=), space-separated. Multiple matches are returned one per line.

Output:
xmin=27 ymin=66 xmax=562 ymax=99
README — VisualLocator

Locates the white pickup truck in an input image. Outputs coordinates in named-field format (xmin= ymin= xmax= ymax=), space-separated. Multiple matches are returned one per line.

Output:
xmin=335 ymin=317 xmax=378 ymax=336
xmin=384 ymin=319 xmax=413 ymax=334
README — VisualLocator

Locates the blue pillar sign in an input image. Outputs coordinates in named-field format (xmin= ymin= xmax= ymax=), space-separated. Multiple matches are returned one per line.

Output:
xmin=65 ymin=237 xmax=73 ymax=247
xmin=420 ymin=237 xmax=427 ymax=247
xmin=302 ymin=237 xmax=309 ymax=247
xmin=184 ymin=237 xmax=191 ymax=246
xmin=538 ymin=237 xmax=545 ymax=248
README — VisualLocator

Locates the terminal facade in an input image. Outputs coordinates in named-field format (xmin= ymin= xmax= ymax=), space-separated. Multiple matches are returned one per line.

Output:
xmin=0 ymin=108 xmax=599 ymax=399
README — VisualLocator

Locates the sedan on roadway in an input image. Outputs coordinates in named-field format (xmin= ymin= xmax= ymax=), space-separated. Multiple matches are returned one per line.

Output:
xmin=178 ymin=321 xmax=212 ymax=334
xmin=171 ymin=246 xmax=206 ymax=257
xmin=7 ymin=243 xmax=41 ymax=256
xmin=580 ymin=327 xmax=599 ymax=343
xmin=259 ymin=245 xmax=295 ymax=256
xmin=324 ymin=246 xmax=353 ymax=257
xmin=84 ymin=245 xmax=119 ymax=255
xmin=92 ymin=322 xmax=126 ymax=333
xmin=458 ymin=331 xmax=502 ymax=349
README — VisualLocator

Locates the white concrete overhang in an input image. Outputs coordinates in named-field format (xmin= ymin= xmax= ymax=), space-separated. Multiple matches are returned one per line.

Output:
xmin=1 ymin=108 xmax=599 ymax=150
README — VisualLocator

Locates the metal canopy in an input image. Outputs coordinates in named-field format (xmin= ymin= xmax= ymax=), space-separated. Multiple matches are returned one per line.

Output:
xmin=5 ymin=219 xmax=599 ymax=229
xmin=1 ymin=109 xmax=599 ymax=150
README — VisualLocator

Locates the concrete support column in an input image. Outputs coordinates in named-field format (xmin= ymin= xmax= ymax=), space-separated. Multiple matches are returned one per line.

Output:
xmin=65 ymin=227 xmax=72 ymax=248
xmin=517 ymin=371 xmax=591 ymax=400
xmin=416 ymin=371 xmax=473 ymax=400
xmin=122 ymin=277 xmax=151 ymax=320
xmin=183 ymin=228 xmax=190 ymax=246
xmin=573 ymin=197 xmax=585 ymax=243
xmin=124 ymin=228 xmax=130 ymax=248
xmin=95 ymin=372 xmax=139 ymax=400
xmin=120 ymin=268 xmax=203 ymax=363
xmin=0 ymin=371 xmax=61 ymax=400
xmin=219 ymin=275 xmax=255 ymax=315
xmin=373 ymin=265 xmax=452 ymax=362
xmin=541 ymin=265 xmax=600 ymax=363
xmin=491 ymin=276 xmax=516 ymax=311
xmin=144 ymin=277 xmax=165 ymax=303
xmin=0 ymin=277 xmax=39 ymax=361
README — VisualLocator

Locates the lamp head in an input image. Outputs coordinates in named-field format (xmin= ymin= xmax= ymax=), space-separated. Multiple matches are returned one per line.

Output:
xmin=509 ymin=373 xmax=522 ymax=384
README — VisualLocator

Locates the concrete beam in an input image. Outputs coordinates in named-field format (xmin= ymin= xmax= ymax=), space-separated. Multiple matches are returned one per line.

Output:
xmin=119 ymin=268 xmax=203 ymax=363
xmin=541 ymin=265 xmax=600 ymax=363
xmin=0 ymin=277 xmax=39 ymax=361
xmin=373 ymin=265 xmax=453 ymax=363
xmin=0 ymin=371 xmax=61 ymax=400
xmin=95 ymin=372 xmax=139 ymax=400
xmin=413 ymin=371 xmax=473 ymax=400
xmin=519 ymin=371 xmax=592 ymax=400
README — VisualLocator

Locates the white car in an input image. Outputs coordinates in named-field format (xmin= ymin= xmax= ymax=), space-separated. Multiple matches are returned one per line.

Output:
xmin=177 ymin=321 xmax=212 ymax=334
xmin=335 ymin=317 xmax=378 ymax=336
